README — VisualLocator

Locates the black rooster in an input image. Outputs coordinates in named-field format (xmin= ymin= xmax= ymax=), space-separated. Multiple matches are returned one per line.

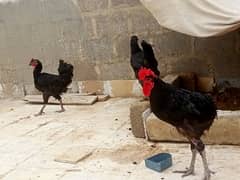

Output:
xmin=138 ymin=67 xmax=217 ymax=180
xmin=130 ymin=35 xmax=160 ymax=82
xmin=29 ymin=58 xmax=73 ymax=115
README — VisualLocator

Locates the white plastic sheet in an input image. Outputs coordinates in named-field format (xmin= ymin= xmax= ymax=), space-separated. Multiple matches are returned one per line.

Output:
xmin=140 ymin=0 xmax=240 ymax=37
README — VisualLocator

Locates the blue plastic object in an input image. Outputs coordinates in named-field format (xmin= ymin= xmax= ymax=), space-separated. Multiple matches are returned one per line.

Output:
xmin=145 ymin=153 xmax=172 ymax=172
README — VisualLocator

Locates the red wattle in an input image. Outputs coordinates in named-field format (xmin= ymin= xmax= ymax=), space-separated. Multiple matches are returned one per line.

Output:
xmin=143 ymin=80 xmax=154 ymax=97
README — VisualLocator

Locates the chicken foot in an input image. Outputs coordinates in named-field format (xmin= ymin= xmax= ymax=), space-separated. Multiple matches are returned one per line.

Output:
xmin=56 ymin=99 xmax=65 ymax=113
xmin=35 ymin=104 xmax=46 ymax=116
xmin=200 ymin=150 xmax=215 ymax=180
xmin=173 ymin=148 xmax=197 ymax=177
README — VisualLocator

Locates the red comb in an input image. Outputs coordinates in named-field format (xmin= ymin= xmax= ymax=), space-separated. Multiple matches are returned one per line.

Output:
xmin=138 ymin=67 xmax=157 ymax=80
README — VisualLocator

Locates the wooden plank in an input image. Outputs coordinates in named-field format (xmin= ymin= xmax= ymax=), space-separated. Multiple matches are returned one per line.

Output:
xmin=24 ymin=94 xmax=97 ymax=105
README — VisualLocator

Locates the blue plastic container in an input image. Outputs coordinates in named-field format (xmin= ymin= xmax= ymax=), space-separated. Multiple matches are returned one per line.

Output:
xmin=145 ymin=153 xmax=172 ymax=172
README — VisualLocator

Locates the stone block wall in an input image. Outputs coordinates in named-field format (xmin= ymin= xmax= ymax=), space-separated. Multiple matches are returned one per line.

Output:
xmin=0 ymin=0 xmax=240 ymax=97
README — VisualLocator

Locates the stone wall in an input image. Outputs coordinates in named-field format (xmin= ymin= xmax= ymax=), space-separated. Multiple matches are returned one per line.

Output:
xmin=0 ymin=0 xmax=240 ymax=97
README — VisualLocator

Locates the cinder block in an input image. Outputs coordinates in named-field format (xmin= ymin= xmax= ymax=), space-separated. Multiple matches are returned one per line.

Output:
xmin=146 ymin=111 xmax=240 ymax=145
xmin=130 ymin=101 xmax=150 ymax=138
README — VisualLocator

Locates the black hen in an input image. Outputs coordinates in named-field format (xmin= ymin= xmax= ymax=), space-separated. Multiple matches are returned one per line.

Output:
xmin=29 ymin=58 xmax=73 ymax=115
xmin=138 ymin=68 xmax=217 ymax=180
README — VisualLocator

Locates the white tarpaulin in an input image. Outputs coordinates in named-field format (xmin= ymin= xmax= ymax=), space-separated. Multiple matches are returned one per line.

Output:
xmin=140 ymin=0 xmax=240 ymax=37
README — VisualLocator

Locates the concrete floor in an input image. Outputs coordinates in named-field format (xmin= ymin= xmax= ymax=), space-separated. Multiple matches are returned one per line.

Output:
xmin=0 ymin=98 xmax=239 ymax=180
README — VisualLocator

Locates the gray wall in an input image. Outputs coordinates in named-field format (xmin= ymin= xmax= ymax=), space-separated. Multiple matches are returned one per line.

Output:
xmin=0 ymin=0 xmax=240 ymax=96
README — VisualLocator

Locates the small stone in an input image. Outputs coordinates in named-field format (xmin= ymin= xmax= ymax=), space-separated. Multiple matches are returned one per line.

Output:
xmin=151 ymin=144 xmax=157 ymax=148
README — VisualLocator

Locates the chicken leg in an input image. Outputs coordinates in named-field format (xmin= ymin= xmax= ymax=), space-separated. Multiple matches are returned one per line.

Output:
xmin=35 ymin=94 xmax=49 ymax=116
xmin=173 ymin=143 xmax=196 ymax=176
xmin=57 ymin=99 xmax=65 ymax=113
xmin=200 ymin=150 xmax=215 ymax=180
xmin=174 ymin=139 xmax=214 ymax=180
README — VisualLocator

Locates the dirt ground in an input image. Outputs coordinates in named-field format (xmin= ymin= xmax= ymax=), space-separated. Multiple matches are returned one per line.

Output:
xmin=0 ymin=98 xmax=239 ymax=180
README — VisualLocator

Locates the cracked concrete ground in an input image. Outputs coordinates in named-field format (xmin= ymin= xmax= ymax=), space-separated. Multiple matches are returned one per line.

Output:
xmin=0 ymin=98 xmax=239 ymax=180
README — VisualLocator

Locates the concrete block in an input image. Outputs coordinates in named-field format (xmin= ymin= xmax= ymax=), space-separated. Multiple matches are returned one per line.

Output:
xmin=130 ymin=101 xmax=150 ymax=138
xmin=146 ymin=114 xmax=185 ymax=142
xmin=146 ymin=111 xmax=240 ymax=145
xmin=77 ymin=80 xmax=142 ymax=97
xmin=197 ymin=77 xmax=215 ymax=93
xmin=105 ymin=80 xmax=142 ymax=97
xmin=79 ymin=80 xmax=104 ymax=95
